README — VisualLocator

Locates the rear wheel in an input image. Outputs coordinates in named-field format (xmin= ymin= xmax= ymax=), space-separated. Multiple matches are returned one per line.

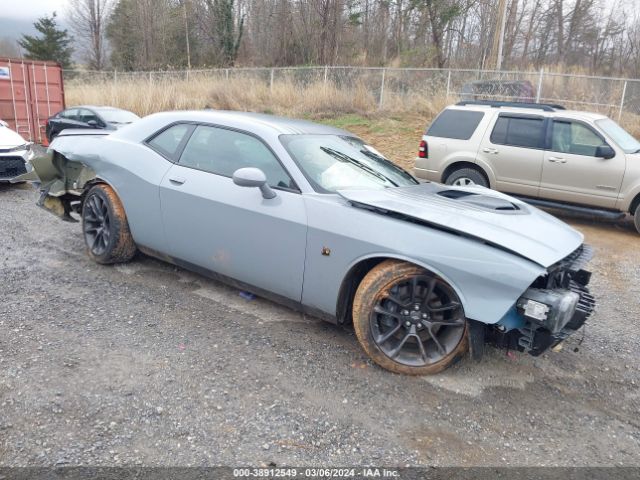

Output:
xmin=634 ymin=205 xmax=640 ymax=234
xmin=352 ymin=260 xmax=468 ymax=375
xmin=444 ymin=167 xmax=488 ymax=188
xmin=82 ymin=184 xmax=137 ymax=264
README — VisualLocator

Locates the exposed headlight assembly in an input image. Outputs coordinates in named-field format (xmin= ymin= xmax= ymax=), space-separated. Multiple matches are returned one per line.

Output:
xmin=517 ymin=289 xmax=580 ymax=333
xmin=6 ymin=143 xmax=31 ymax=152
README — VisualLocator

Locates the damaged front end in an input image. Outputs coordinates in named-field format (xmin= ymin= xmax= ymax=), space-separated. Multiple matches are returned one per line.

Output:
xmin=486 ymin=245 xmax=596 ymax=355
xmin=13 ymin=148 xmax=97 ymax=222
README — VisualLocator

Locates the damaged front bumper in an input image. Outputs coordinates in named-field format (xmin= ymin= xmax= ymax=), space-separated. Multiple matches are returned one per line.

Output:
xmin=488 ymin=245 xmax=596 ymax=356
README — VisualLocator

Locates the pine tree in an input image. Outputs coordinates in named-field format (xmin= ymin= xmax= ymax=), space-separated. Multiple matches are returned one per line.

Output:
xmin=18 ymin=13 xmax=74 ymax=68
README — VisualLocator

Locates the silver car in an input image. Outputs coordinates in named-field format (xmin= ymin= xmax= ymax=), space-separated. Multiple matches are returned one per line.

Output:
xmin=17 ymin=111 xmax=596 ymax=375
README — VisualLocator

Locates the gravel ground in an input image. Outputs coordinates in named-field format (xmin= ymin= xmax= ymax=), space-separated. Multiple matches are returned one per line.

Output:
xmin=1 ymin=182 xmax=639 ymax=467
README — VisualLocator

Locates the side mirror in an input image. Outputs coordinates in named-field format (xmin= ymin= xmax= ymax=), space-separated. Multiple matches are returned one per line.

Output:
xmin=232 ymin=167 xmax=276 ymax=199
xmin=595 ymin=145 xmax=615 ymax=159
xmin=87 ymin=120 xmax=99 ymax=127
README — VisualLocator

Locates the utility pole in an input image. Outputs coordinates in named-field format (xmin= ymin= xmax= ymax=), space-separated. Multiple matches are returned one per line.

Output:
xmin=492 ymin=0 xmax=508 ymax=70
xmin=183 ymin=0 xmax=192 ymax=70
xmin=497 ymin=0 xmax=508 ymax=70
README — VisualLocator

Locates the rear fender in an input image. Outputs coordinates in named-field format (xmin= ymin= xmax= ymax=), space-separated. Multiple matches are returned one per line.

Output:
xmin=14 ymin=148 xmax=98 ymax=222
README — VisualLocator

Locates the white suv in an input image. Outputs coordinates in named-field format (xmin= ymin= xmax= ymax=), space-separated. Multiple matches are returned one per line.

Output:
xmin=414 ymin=101 xmax=640 ymax=233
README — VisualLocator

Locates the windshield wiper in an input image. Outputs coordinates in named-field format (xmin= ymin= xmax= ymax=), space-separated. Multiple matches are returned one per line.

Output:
xmin=320 ymin=147 xmax=399 ymax=186
xmin=359 ymin=148 xmax=418 ymax=184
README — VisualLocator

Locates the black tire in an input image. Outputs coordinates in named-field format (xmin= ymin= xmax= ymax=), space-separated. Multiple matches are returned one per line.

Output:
xmin=82 ymin=184 xmax=137 ymax=264
xmin=352 ymin=260 xmax=468 ymax=375
xmin=634 ymin=205 xmax=640 ymax=234
xmin=444 ymin=167 xmax=488 ymax=188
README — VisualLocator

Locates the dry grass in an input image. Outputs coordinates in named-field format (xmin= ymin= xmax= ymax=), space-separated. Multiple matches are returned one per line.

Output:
xmin=65 ymin=75 xmax=639 ymax=168
xmin=65 ymin=76 xmax=452 ymax=118
xmin=65 ymin=76 xmax=452 ymax=167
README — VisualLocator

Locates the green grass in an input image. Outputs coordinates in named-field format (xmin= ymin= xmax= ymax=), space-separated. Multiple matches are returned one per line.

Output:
xmin=317 ymin=114 xmax=418 ymax=136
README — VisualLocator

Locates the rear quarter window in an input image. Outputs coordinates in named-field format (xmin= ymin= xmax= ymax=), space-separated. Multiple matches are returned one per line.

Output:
xmin=426 ymin=110 xmax=484 ymax=140
xmin=490 ymin=115 xmax=545 ymax=149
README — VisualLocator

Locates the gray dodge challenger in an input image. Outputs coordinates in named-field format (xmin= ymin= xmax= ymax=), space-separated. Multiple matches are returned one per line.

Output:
xmin=16 ymin=110 xmax=596 ymax=375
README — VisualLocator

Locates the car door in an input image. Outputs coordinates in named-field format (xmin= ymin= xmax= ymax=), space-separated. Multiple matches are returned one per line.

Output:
xmin=478 ymin=113 xmax=546 ymax=197
xmin=540 ymin=119 xmax=625 ymax=208
xmin=159 ymin=124 xmax=308 ymax=302
xmin=51 ymin=108 xmax=81 ymax=136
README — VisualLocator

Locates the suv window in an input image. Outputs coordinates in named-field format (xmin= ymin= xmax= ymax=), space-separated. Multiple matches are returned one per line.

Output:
xmin=148 ymin=124 xmax=193 ymax=160
xmin=551 ymin=120 xmax=605 ymax=156
xmin=490 ymin=115 xmax=545 ymax=148
xmin=179 ymin=125 xmax=296 ymax=190
xmin=427 ymin=110 xmax=484 ymax=140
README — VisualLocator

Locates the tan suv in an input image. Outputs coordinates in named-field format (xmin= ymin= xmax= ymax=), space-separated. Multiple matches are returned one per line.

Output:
xmin=414 ymin=101 xmax=640 ymax=233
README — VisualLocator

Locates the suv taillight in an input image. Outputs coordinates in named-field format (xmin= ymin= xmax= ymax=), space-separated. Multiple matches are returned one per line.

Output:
xmin=418 ymin=140 xmax=428 ymax=158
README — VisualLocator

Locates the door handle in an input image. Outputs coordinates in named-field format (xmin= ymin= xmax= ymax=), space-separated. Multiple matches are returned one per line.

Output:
xmin=482 ymin=147 xmax=499 ymax=154
xmin=169 ymin=176 xmax=186 ymax=185
xmin=548 ymin=156 xmax=566 ymax=163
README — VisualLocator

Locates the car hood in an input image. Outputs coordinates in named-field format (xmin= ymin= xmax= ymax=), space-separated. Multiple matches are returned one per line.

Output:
xmin=338 ymin=183 xmax=583 ymax=268
xmin=0 ymin=126 xmax=27 ymax=148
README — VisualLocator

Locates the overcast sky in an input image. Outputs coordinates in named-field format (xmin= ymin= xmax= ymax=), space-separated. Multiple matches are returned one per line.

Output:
xmin=7 ymin=0 xmax=69 ymax=19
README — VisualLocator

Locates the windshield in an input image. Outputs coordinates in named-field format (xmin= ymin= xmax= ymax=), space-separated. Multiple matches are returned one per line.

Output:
xmin=96 ymin=108 xmax=140 ymax=124
xmin=281 ymin=134 xmax=418 ymax=193
xmin=595 ymin=118 xmax=640 ymax=154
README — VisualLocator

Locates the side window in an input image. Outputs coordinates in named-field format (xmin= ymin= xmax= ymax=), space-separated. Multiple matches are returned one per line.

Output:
xmin=61 ymin=109 xmax=79 ymax=120
xmin=551 ymin=121 xmax=605 ymax=156
xmin=426 ymin=110 xmax=484 ymax=140
xmin=79 ymin=109 xmax=100 ymax=124
xmin=179 ymin=125 xmax=296 ymax=190
xmin=490 ymin=115 xmax=545 ymax=148
xmin=148 ymin=124 xmax=192 ymax=160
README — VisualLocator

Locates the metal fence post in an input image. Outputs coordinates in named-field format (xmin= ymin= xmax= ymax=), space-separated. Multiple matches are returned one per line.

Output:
xmin=446 ymin=70 xmax=452 ymax=97
xmin=225 ymin=68 xmax=229 ymax=80
xmin=324 ymin=65 xmax=328 ymax=84
xmin=270 ymin=68 xmax=274 ymax=92
xmin=379 ymin=68 xmax=386 ymax=109
xmin=536 ymin=68 xmax=544 ymax=103
xmin=618 ymin=80 xmax=628 ymax=122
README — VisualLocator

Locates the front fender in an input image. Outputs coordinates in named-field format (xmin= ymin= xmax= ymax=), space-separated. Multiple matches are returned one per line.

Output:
xmin=301 ymin=194 xmax=546 ymax=325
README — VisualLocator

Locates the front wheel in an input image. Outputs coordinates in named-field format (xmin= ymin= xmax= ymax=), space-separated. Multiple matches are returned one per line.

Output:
xmin=634 ymin=205 xmax=640 ymax=234
xmin=352 ymin=260 xmax=468 ymax=375
xmin=444 ymin=167 xmax=488 ymax=188
xmin=82 ymin=184 xmax=137 ymax=264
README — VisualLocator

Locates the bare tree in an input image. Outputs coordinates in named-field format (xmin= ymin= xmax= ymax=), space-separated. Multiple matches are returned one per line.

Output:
xmin=68 ymin=0 xmax=115 ymax=70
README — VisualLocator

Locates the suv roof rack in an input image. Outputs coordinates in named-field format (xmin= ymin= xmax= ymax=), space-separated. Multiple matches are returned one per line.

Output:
xmin=455 ymin=100 xmax=565 ymax=112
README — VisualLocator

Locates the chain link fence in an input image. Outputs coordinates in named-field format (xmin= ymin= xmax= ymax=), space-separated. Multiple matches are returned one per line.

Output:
xmin=63 ymin=66 xmax=640 ymax=128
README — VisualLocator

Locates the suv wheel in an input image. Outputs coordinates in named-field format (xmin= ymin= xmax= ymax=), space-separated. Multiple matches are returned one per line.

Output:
xmin=444 ymin=167 xmax=488 ymax=188
xmin=634 ymin=205 xmax=640 ymax=234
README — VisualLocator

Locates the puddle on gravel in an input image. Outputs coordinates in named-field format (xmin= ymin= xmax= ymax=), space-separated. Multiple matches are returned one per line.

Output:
xmin=422 ymin=349 xmax=536 ymax=396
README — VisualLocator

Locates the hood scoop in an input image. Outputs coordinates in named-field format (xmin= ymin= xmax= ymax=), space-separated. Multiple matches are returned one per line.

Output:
xmin=337 ymin=183 xmax=584 ymax=267
xmin=437 ymin=190 xmax=522 ymax=213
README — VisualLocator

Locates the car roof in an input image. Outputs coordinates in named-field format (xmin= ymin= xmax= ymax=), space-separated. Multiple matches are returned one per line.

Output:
xmin=446 ymin=103 xmax=609 ymax=122
xmin=131 ymin=110 xmax=354 ymax=136
xmin=71 ymin=105 xmax=131 ymax=112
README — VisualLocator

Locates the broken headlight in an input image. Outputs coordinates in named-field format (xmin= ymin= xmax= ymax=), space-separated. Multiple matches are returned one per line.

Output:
xmin=5 ymin=143 xmax=31 ymax=152
xmin=516 ymin=289 xmax=580 ymax=333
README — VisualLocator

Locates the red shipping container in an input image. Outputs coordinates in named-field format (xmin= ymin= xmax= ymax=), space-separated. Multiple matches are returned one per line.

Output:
xmin=0 ymin=57 xmax=65 ymax=145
